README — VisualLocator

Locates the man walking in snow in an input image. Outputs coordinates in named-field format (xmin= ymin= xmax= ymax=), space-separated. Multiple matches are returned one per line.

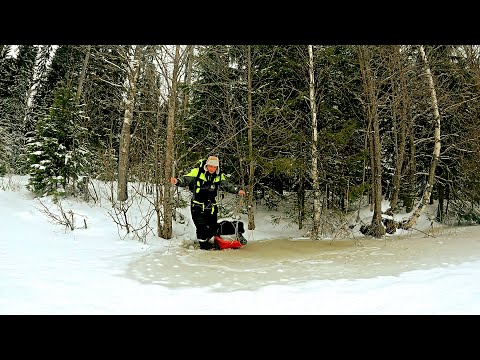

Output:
xmin=171 ymin=156 xmax=245 ymax=250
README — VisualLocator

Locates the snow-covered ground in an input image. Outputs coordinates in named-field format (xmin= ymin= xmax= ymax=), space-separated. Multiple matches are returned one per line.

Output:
xmin=1 ymin=175 xmax=480 ymax=314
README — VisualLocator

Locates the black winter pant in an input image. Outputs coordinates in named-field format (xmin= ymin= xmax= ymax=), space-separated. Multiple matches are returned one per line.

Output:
xmin=191 ymin=203 xmax=218 ymax=250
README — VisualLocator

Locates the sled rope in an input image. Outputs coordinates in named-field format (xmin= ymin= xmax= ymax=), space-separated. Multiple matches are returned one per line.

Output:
xmin=233 ymin=195 xmax=243 ymax=220
xmin=236 ymin=194 xmax=246 ymax=230
xmin=231 ymin=195 xmax=248 ymax=245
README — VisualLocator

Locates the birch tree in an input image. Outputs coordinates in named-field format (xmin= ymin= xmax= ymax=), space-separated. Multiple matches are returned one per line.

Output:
xmin=117 ymin=45 xmax=142 ymax=202
xmin=162 ymin=45 xmax=181 ymax=239
xmin=246 ymin=45 xmax=256 ymax=231
xmin=308 ymin=45 xmax=321 ymax=239
xmin=402 ymin=45 xmax=442 ymax=230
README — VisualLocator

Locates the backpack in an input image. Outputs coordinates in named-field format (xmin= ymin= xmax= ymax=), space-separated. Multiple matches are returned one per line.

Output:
xmin=217 ymin=220 xmax=245 ymax=235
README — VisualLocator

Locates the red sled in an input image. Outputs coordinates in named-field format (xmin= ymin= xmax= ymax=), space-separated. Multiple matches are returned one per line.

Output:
xmin=214 ymin=235 xmax=243 ymax=250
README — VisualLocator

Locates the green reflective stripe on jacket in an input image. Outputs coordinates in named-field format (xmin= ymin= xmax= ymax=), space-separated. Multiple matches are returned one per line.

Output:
xmin=179 ymin=164 xmax=237 ymax=206
xmin=188 ymin=168 xmax=225 ymax=194
xmin=192 ymin=200 xmax=204 ymax=211
xmin=192 ymin=200 xmax=217 ymax=213
xmin=185 ymin=168 xmax=200 ymax=177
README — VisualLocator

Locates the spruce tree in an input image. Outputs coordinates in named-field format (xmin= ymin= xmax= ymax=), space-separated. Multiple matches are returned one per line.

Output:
xmin=27 ymin=84 xmax=88 ymax=196
xmin=10 ymin=45 xmax=38 ymax=173
xmin=0 ymin=47 xmax=16 ymax=174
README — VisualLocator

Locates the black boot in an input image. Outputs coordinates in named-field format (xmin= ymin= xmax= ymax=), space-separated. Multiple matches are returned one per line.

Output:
xmin=238 ymin=234 xmax=248 ymax=245
xmin=199 ymin=239 xmax=217 ymax=250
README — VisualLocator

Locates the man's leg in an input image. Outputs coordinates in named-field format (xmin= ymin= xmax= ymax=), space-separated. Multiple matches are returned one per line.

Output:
xmin=191 ymin=206 xmax=215 ymax=250
xmin=203 ymin=208 xmax=219 ymax=250
xmin=206 ymin=208 xmax=218 ymax=239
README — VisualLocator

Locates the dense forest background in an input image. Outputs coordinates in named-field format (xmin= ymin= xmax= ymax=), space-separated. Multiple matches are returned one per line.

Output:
xmin=1 ymin=45 xmax=479 ymax=241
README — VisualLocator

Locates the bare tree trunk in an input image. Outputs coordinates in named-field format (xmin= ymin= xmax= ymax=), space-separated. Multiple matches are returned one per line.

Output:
xmin=154 ymin=130 xmax=164 ymax=238
xmin=402 ymin=45 xmax=442 ymax=230
xmin=359 ymin=52 xmax=376 ymax=215
xmin=169 ymin=45 xmax=194 ymax=222
xmin=403 ymin=96 xmax=417 ymax=213
xmin=358 ymin=45 xmax=385 ymax=238
xmin=246 ymin=45 xmax=256 ymax=231
xmin=356 ymin=128 xmax=370 ymax=222
xmin=298 ymin=174 xmax=305 ymax=229
xmin=372 ymin=90 xmax=384 ymax=237
xmin=76 ymin=45 xmax=91 ymax=101
xmin=388 ymin=45 xmax=407 ymax=213
xmin=368 ymin=108 xmax=375 ymax=213
xmin=436 ymin=181 xmax=445 ymax=222
xmin=182 ymin=45 xmax=194 ymax=114
xmin=308 ymin=45 xmax=321 ymax=240
xmin=118 ymin=45 xmax=142 ymax=202
xmin=162 ymin=45 xmax=181 ymax=239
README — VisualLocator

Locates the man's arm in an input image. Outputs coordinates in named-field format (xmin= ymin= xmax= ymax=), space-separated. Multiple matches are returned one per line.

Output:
xmin=171 ymin=174 xmax=195 ymax=188
xmin=171 ymin=167 xmax=199 ymax=188
xmin=219 ymin=176 xmax=245 ymax=197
